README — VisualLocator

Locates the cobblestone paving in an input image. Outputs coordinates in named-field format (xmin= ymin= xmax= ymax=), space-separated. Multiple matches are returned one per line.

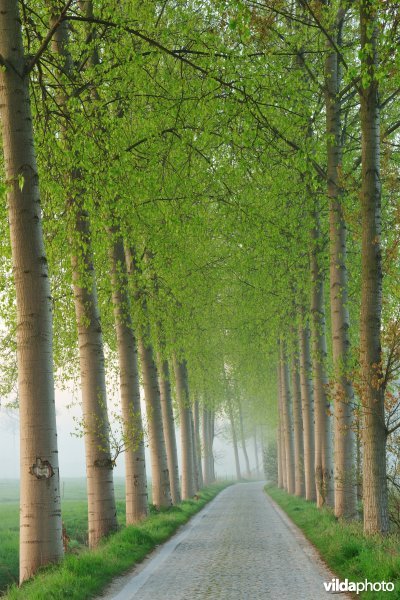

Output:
xmin=103 ymin=482 xmax=350 ymax=600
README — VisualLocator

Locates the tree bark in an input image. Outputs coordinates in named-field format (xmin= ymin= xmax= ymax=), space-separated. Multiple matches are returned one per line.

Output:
xmin=202 ymin=406 xmax=214 ymax=485
xmin=143 ymin=260 xmax=181 ymax=505
xmin=50 ymin=6 xmax=117 ymax=547
xmin=277 ymin=365 xmax=284 ymax=488
xmin=0 ymin=0 xmax=64 ymax=581
xmin=209 ymin=410 xmax=216 ymax=481
xmin=277 ymin=424 xmax=283 ymax=488
xmin=125 ymin=247 xmax=171 ymax=508
xmin=359 ymin=0 xmax=389 ymax=534
xmin=108 ymin=233 xmax=148 ymax=523
xmin=227 ymin=397 xmax=242 ymax=481
xmin=310 ymin=211 xmax=334 ymax=507
xmin=324 ymin=7 xmax=357 ymax=520
xmin=193 ymin=401 xmax=204 ymax=489
xmin=238 ymin=399 xmax=251 ymax=477
xmin=157 ymin=354 xmax=181 ymax=504
xmin=280 ymin=416 xmax=287 ymax=491
xmin=291 ymin=353 xmax=305 ymax=497
xmin=71 ymin=211 xmax=118 ymax=546
xmin=173 ymin=356 xmax=195 ymax=498
xmin=190 ymin=407 xmax=201 ymax=491
xmin=280 ymin=342 xmax=295 ymax=494
xmin=253 ymin=428 xmax=261 ymax=477
xmin=278 ymin=362 xmax=287 ymax=490
xmin=137 ymin=335 xmax=171 ymax=507
xmin=298 ymin=323 xmax=316 ymax=501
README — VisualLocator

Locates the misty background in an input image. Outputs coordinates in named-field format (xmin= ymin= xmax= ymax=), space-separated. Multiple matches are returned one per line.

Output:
xmin=0 ymin=386 xmax=260 ymax=485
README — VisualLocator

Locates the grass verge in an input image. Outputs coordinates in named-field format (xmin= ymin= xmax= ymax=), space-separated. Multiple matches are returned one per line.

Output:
xmin=3 ymin=483 xmax=230 ymax=600
xmin=265 ymin=484 xmax=400 ymax=599
xmin=0 ymin=478 xmax=129 ymax=593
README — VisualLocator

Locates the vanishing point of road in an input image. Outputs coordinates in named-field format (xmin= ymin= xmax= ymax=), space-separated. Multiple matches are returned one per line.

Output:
xmin=100 ymin=482 xmax=350 ymax=600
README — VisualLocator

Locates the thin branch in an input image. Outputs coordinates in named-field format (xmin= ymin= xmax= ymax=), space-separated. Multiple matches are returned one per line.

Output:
xmin=24 ymin=0 xmax=75 ymax=75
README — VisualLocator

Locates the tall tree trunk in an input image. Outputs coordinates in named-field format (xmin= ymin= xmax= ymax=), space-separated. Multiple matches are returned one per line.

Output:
xmin=281 ymin=416 xmax=287 ymax=491
xmin=277 ymin=365 xmax=284 ymax=488
xmin=277 ymin=424 xmax=283 ymax=488
xmin=201 ymin=406 xmax=209 ymax=484
xmin=108 ymin=233 xmax=148 ymax=523
xmin=324 ymin=7 xmax=357 ymax=520
xmin=356 ymin=417 xmax=363 ymax=502
xmin=359 ymin=0 xmax=389 ymax=534
xmin=209 ymin=410 xmax=216 ymax=481
xmin=71 ymin=211 xmax=118 ymax=546
xmin=202 ymin=406 xmax=214 ymax=485
xmin=0 ymin=0 xmax=64 ymax=581
xmin=137 ymin=335 xmax=171 ymax=507
xmin=193 ymin=401 xmax=204 ymax=488
xmin=298 ymin=322 xmax=316 ymax=501
xmin=227 ymin=397 xmax=242 ymax=481
xmin=190 ymin=407 xmax=200 ymax=491
xmin=157 ymin=354 xmax=181 ymax=504
xmin=280 ymin=342 xmax=295 ymax=494
xmin=238 ymin=399 xmax=251 ymax=477
xmin=253 ymin=428 xmax=261 ymax=477
xmin=278 ymin=362 xmax=288 ymax=490
xmin=125 ymin=248 xmax=171 ymax=508
xmin=310 ymin=211 xmax=334 ymax=507
xmin=142 ymin=252 xmax=180 ymax=503
xmin=51 ymin=7 xmax=117 ymax=547
xmin=291 ymin=353 xmax=305 ymax=497
xmin=173 ymin=356 xmax=195 ymax=498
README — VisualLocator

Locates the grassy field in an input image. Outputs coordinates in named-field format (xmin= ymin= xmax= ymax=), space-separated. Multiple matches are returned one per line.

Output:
xmin=0 ymin=478 xmax=130 ymax=594
xmin=0 ymin=480 xmax=229 ymax=599
xmin=266 ymin=485 xmax=400 ymax=599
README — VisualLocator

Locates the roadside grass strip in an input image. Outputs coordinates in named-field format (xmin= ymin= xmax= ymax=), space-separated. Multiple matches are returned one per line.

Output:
xmin=265 ymin=485 xmax=400 ymax=599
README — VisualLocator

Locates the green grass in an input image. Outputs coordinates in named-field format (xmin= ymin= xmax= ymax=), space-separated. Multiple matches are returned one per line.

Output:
xmin=1 ymin=483 xmax=229 ymax=599
xmin=266 ymin=485 xmax=400 ymax=599
xmin=0 ymin=478 xmax=128 ymax=592
xmin=0 ymin=504 xmax=19 ymax=594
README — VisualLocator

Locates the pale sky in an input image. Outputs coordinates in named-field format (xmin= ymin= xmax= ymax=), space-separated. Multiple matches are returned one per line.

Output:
xmin=0 ymin=386 xmax=252 ymax=482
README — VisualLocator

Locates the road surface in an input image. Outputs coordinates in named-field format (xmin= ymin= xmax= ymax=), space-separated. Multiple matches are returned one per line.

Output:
xmin=99 ymin=482 xmax=349 ymax=599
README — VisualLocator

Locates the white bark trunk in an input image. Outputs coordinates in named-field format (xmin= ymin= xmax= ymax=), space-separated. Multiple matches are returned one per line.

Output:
xmin=0 ymin=0 xmax=64 ymax=581
xmin=238 ymin=399 xmax=251 ymax=477
xmin=190 ymin=407 xmax=200 ymax=491
xmin=173 ymin=356 xmax=195 ymax=498
xmin=125 ymin=248 xmax=171 ymax=508
xmin=108 ymin=234 xmax=148 ymax=522
xmin=253 ymin=428 xmax=261 ymax=477
xmin=209 ymin=410 xmax=216 ymax=481
xmin=280 ymin=344 xmax=295 ymax=494
xmin=278 ymin=362 xmax=288 ymax=490
xmin=71 ymin=211 xmax=118 ymax=546
xmin=324 ymin=8 xmax=357 ymax=519
xmin=359 ymin=0 xmax=389 ymax=534
xmin=227 ymin=398 xmax=242 ymax=481
xmin=298 ymin=323 xmax=316 ymax=501
xmin=157 ymin=355 xmax=181 ymax=504
xmin=51 ymin=7 xmax=117 ymax=546
xmin=202 ymin=406 xmax=214 ymax=485
xmin=291 ymin=354 xmax=305 ymax=497
xmin=193 ymin=401 xmax=204 ymax=489
xmin=310 ymin=211 xmax=334 ymax=507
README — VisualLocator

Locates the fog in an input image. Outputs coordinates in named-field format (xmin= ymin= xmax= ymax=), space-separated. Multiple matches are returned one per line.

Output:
xmin=0 ymin=387 xmax=260 ymax=482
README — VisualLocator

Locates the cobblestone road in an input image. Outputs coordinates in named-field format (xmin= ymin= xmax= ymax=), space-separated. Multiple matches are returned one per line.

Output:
xmin=101 ymin=482 xmax=349 ymax=600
